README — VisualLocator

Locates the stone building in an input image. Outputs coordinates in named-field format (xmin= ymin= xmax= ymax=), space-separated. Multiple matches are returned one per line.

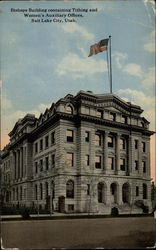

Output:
xmin=1 ymin=91 xmax=154 ymax=214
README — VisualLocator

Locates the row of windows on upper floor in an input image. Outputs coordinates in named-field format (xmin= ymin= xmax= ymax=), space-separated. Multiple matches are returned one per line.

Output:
xmin=34 ymin=130 xmax=147 ymax=154
xmin=65 ymin=105 xmax=146 ymax=128
xmin=33 ymin=153 xmax=148 ymax=174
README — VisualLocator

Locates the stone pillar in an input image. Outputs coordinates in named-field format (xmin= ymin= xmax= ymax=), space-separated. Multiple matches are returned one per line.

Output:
xmin=118 ymin=184 xmax=123 ymax=205
xmin=138 ymin=138 xmax=142 ymax=175
xmin=17 ymin=149 xmax=20 ymax=179
xmin=14 ymin=151 xmax=17 ymax=180
xmin=21 ymin=147 xmax=23 ymax=178
xmin=23 ymin=146 xmax=26 ymax=177
xmin=128 ymin=135 xmax=132 ymax=175
xmin=115 ymin=133 xmax=121 ymax=173
xmin=146 ymin=139 xmax=150 ymax=177
xmin=104 ymin=131 xmax=108 ymax=172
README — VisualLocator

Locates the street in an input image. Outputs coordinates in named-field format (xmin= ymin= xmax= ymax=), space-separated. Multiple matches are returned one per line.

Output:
xmin=1 ymin=217 xmax=155 ymax=249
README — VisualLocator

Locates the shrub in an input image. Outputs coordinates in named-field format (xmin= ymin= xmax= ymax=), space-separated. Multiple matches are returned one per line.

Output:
xmin=21 ymin=208 xmax=30 ymax=219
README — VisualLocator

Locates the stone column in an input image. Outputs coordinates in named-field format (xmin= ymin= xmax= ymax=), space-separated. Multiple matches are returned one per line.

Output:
xmin=138 ymin=138 xmax=142 ymax=175
xmin=14 ymin=151 xmax=17 ymax=180
xmin=146 ymin=139 xmax=150 ymax=177
xmin=118 ymin=184 xmax=123 ymax=205
xmin=115 ymin=133 xmax=121 ymax=174
xmin=18 ymin=149 xmax=20 ymax=179
xmin=20 ymin=147 xmax=23 ymax=178
xmin=128 ymin=135 xmax=132 ymax=176
xmin=104 ymin=131 xmax=108 ymax=173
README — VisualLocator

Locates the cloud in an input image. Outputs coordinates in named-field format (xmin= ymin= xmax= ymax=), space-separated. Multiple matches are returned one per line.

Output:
xmin=56 ymin=53 xmax=107 ymax=79
xmin=114 ymin=51 xmax=144 ymax=78
xmin=1 ymin=94 xmax=51 ymax=149
xmin=113 ymin=52 xmax=128 ymax=69
xmin=123 ymin=63 xmax=144 ymax=78
xmin=62 ymin=23 xmax=94 ymax=42
xmin=114 ymin=51 xmax=155 ymax=87
xmin=142 ymin=66 xmax=155 ymax=86
xmin=144 ymin=30 xmax=155 ymax=52
xmin=116 ymin=88 xmax=155 ymax=130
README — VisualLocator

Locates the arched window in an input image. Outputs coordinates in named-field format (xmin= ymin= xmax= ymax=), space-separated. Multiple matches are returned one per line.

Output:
xmin=65 ymin=105 xmax=73 ymax=114
xmin=66 ymin=180 xmax=74 ymax=198
xmin=98 ymin=183 xmax=104 ymax=203
xmin=110 ymin=183 xmax=118 ymax=204
xmin=122 ymin=183 xmax=130 ymax=203
xmin=143 ymin=184 xmax=147 ymax=199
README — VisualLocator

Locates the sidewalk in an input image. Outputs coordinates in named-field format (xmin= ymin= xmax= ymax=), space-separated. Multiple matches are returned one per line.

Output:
xmin=1 ymin=212 xmax=95 ymax=220
xmin=1 ymin=211 xmax=155 ymax=221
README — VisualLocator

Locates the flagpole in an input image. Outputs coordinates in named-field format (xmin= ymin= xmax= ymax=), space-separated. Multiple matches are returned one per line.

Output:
xmin=109 ymin=36 xmax=112 ymax=94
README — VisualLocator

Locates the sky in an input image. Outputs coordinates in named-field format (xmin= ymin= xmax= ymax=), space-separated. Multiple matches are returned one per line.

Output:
xmin=0 ymin=0 xmax=155 ymax=181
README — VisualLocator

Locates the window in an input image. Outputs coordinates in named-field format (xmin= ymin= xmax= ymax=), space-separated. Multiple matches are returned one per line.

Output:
xmin=95 ymin=134 xmax=101 ymax=146
xmin=121 ymin=115 xmax=127 ymax=124
xmin=40 ymin=159 xmax=43 ymax=171
xmin=66 ymin=130 xmax=74 ymax=142
xmin=143 ymin=184 xmax=147 ymax=199
xmin=51 ymin=154 xmax=55 ymax=167
xmin=51 ymin=181 xmax=55 ymax=198
xmin=40 ymin=183 xmax=43 ymax=200
xmin=135 ymin=160 xmax=138 ymax=171
xmin=122 ymin=183 xmax=130 ymax=203
xmin=97 ymin=109 xmax=103 ymax=118
xmin=45 ymin=156 xmax=49 ymax=170
xmin=66 ymin=180 xmax=74 ymax=198
xmin=40 ymin=139 xmax=43 ymax=151
xmin=120 ymin=138 xmax=126 ymax=150
xmin=108 ymin=157 xmax=114 ymax=170
xmin=35 ymin=185 xmax=38 ymax=200
xmin=51 ymin=131 xmax=55 ymax=145
xmin=110 ymin=112 xmax=116 ymax=121
xmin=35 ymin=143 xmax=38 ymax=153
xmin=35 ymin=162 xmax=38 ymax=173
xmin=16 ymin=187 xmax=18 ymax=201
xmin=24 ymin=188 xmax=26 ymax=199
xmin=20 ymin=187 xmax=22 ymax=200
xmin=98 ymin=183 xmax=103 ymax=203
xmin=135 ymin=140 xmax=138 ymax=149
xmin=85 ymin=155 xmax=90 ymax=166
xmin=13 ymin=188 xmax=15 ymax=200
xmin=87 ymin=184 xmax=90 ymax=195
xmin=95 ymin=155 xmax=101 ymax=169
xmin=66 ymin=153 xmax=74 ymax=167
xmin=45 ymin=182 xmax=49 ymax=197
xmin=110 ymin=183 xmax=116 ymax=195
xmin=120 ymin=159 xmax=126 ymax=171
xmin=142 ymin=161 xmax=146 ymax=173
xmin=142 ymin=142 xmax=146 ymax=152
xmin=45 ymin=136 xmax=49 ymax=148
xmin=65 ymin=105 xmax=73 ymax=114
xmin=85 ymin=131 xmax=90 ymax=142
xmin=136 ymin=186 xmax=139 ymax=196
xmin=108 ymin=136 xmax=113 ymax=147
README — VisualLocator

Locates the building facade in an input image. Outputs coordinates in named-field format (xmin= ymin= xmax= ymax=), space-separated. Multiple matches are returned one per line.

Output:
xmin=1 ymin=91 xmax=154 ymax=214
